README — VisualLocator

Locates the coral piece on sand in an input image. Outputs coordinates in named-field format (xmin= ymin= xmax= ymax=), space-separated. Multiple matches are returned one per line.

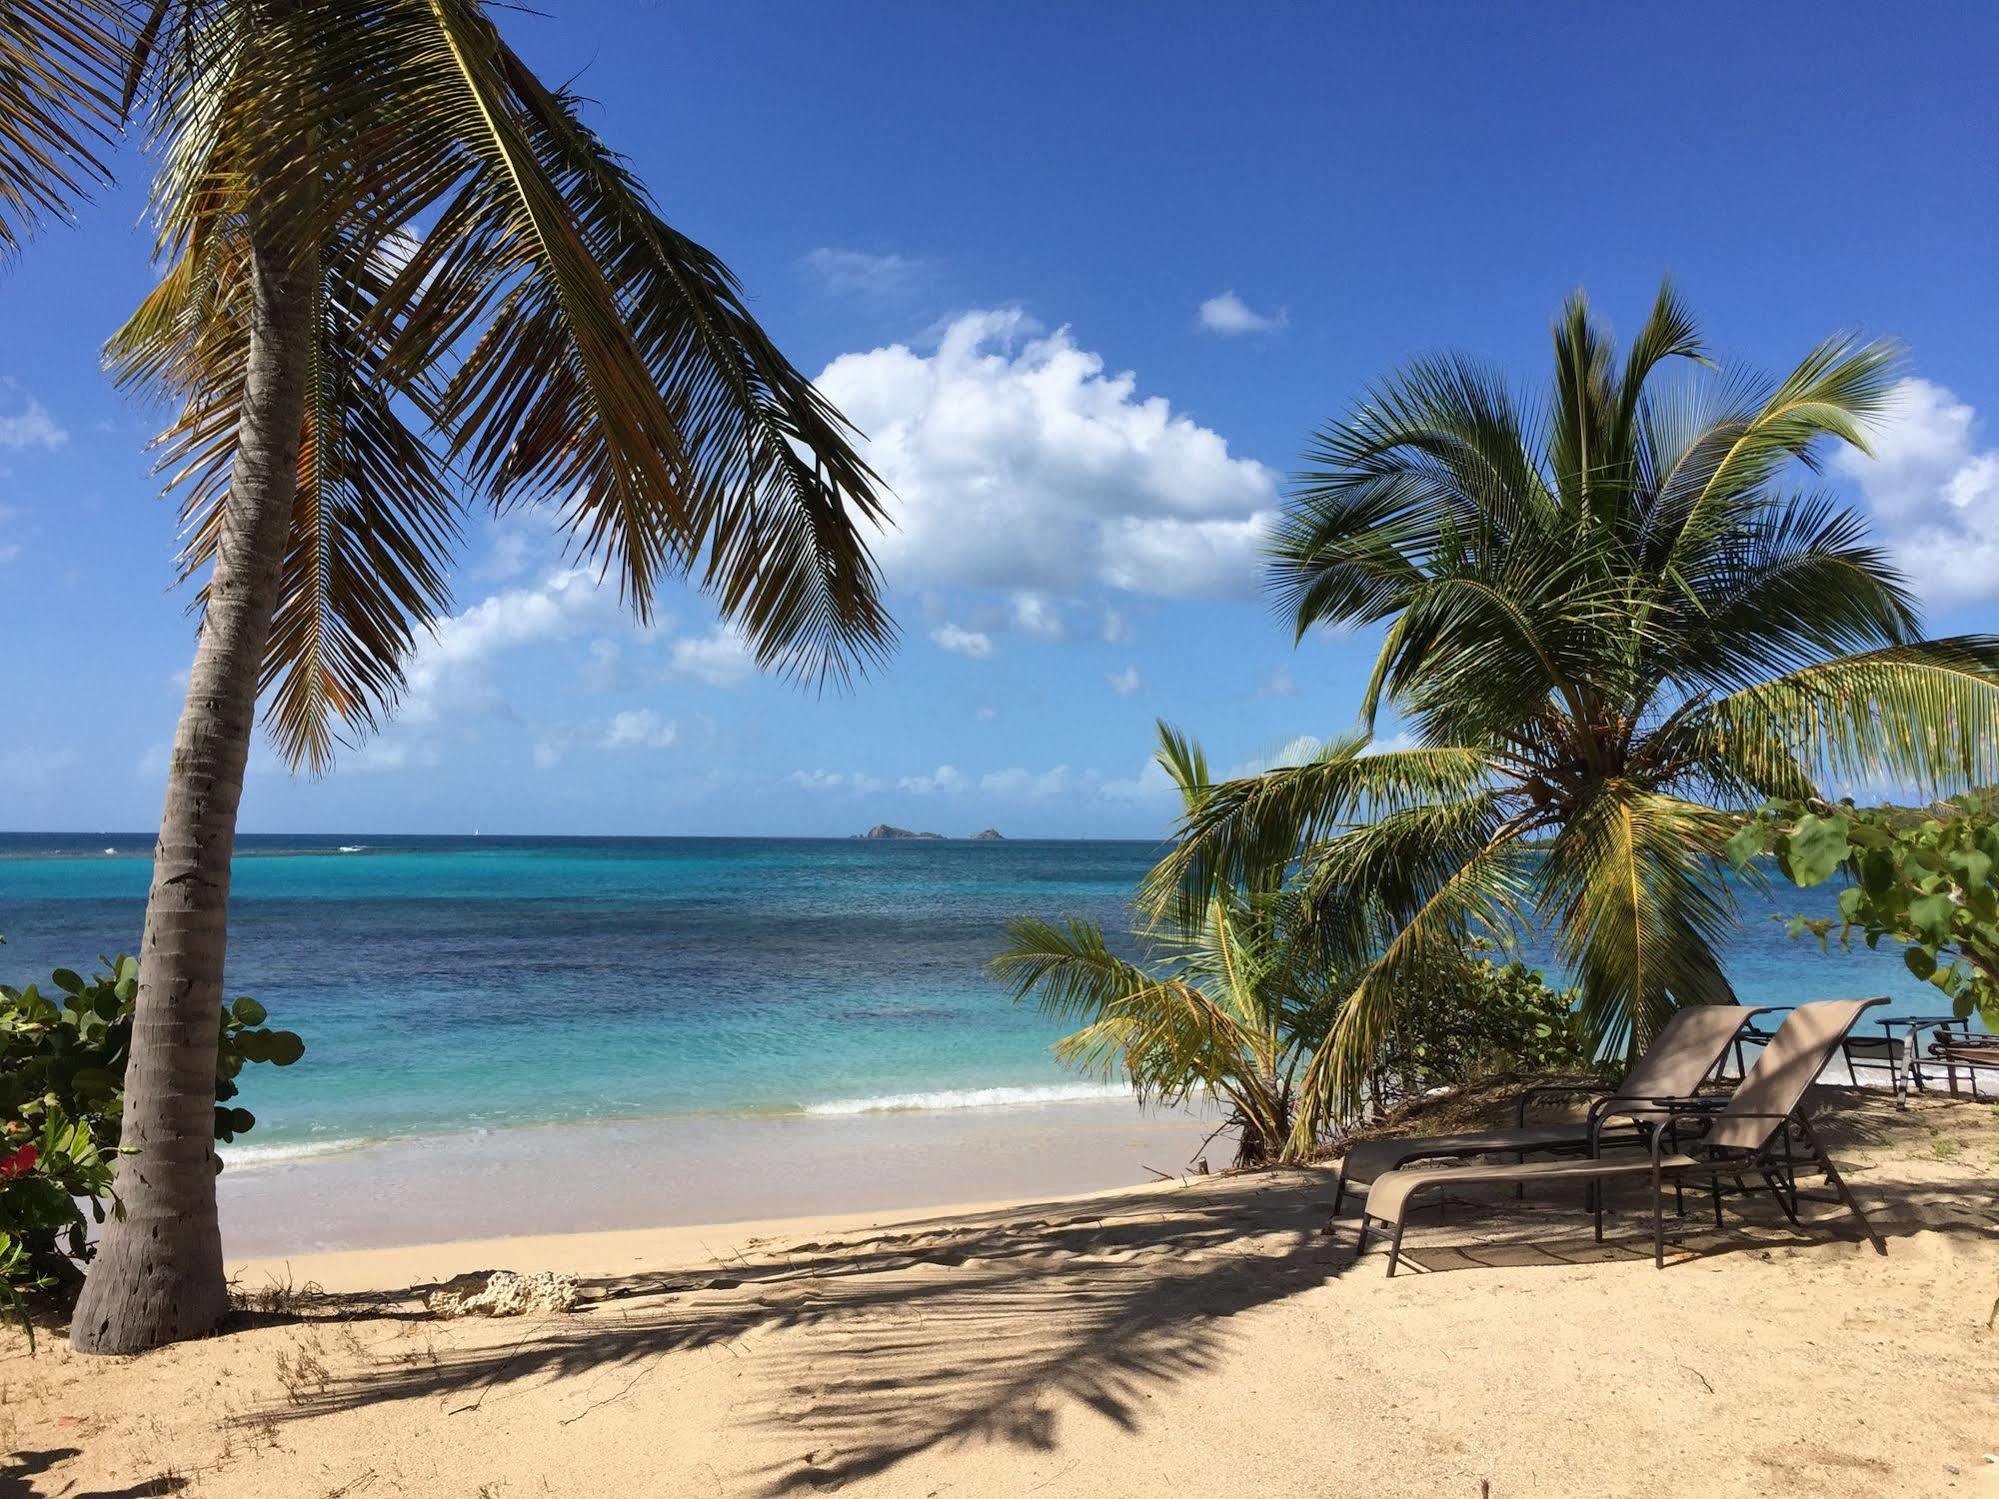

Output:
xmin=425 ymin=1270 xmax=579 ymax=1318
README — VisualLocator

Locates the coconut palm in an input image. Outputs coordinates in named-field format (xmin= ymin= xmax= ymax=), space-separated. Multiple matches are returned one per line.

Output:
xmin=993 ymin=726 xmax=1342 ymax=1166
xmin=1146 ymin=283 xmax=1999 ymax=1154
xmin=8 ymin=2 xmax=893 ymax=1352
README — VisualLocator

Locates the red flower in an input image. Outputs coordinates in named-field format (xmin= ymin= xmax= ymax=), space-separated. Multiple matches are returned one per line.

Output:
xmin=0 ymin=1144 xmax=37 ymax=1180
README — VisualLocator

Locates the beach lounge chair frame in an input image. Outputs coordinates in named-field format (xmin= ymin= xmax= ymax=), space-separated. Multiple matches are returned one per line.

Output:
xmin=1354 ymin=998 xmax=1889 ymax=1276
xmin=1328 ymin=1004 xmax=1768 ymax=1219
xmin=1930 ymin=1026 xmax=1999 ymax=1099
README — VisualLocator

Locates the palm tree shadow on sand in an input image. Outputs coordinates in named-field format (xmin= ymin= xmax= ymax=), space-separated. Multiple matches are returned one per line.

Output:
xmin=231 ymin=1094 xmax=1997 ymax=1495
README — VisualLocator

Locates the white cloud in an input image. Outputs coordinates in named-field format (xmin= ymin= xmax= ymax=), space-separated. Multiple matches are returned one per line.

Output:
xmin=1230 ymin=735 xmax=1325 ymax=778
xmin=0 ymin=398 xmax=67 ymax=450
xmin=1258 ymin=664 xmax=1297 ymax=697
xmin=345 ymin=740 xmax=442 ymax=774
xmin=1010 ymin=591 xmax=1068 ymax=640
xmin=1101 ymin=607 xmax=1132 ymax=643
xmin=599 ymin=709 xmax=677 ymax=751
xmin=930 ymin=622 xmax=994 ymax=659
xmin=1197 ymin=291 xmax=1287 ymax=337
xmin=800 ymin=247 xmax=937 ymax=299
xmin=402 ymin=568 xmax=615 ymax=724
xmin=1837 ymin=377 xmax=1999 ymax=607
xmin=789 ymin=768 xmax=886 ymax=795
xmin=975 ymin=705 xmax=997 ymax=722
xmin=1100 ymin=757 xmax=1177 ymax=803
xmin=981 ymin=764 xmax=1080 ymax=799
xmin=532 ymin=708 xmax=678 ymax=768
xmin=670 ymin=625 xmax=756 ymax=688
xmin=1096 ymin=513 xmax=1270 ymax=597
xmin=898 ymin=764 xmax=964 ymax=795
xmin=1107 ymin=665 xmax=1143 ymax=697
xmin=815 ymin=309 xmax=1278 ymax=602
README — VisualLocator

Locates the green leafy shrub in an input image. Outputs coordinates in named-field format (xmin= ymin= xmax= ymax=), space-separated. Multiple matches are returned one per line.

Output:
xmin=1366 ymin=953 xmax=1590 ymax=1104
xmin=1729 ymin=794 xmax=1999 ymax=1029
xmin=0 ymin=949 xmax=304 ymax=1306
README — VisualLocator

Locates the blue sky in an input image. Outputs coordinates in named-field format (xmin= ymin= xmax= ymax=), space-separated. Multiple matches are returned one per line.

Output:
xmin=4 ymin=2 xmax=1996 ymax=837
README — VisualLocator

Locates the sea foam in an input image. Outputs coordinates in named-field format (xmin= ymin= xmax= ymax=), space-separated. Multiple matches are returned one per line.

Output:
xmin=802 ymin=1082 xmax=1134 ymax=1116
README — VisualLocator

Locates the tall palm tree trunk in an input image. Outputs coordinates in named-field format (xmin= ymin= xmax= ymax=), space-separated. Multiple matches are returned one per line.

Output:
xmin=70 ymin=232 xmax=312 ymax=1355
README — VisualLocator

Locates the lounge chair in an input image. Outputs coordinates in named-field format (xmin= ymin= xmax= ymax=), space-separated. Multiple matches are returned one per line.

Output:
xmin=1329 ymin=1003 xmax=1768 ymax=1217
xmin=1355 ymin=997 xmax=1889 ymax=1275
xmin=1930 ymin=1027 xmax=1999 ymax=1099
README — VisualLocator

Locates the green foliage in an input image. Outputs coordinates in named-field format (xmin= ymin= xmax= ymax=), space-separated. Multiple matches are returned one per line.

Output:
xmin=0 ymin=949 xmax=304 ymax=1306
xmin=1729 ymin=795 xmax=1999 ymax=1029
xmin=1147 ymin=284 xmax=1999 ymax=1153
xmin=994 ymin=727 xmax=1343 ymax=1167
xmin=1371 ymin=955 xmax=1590 ymax=1094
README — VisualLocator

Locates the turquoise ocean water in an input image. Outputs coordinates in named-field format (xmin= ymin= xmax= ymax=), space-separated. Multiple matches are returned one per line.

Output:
xmin=0 ymin=832 xmax=1963 ymax=1162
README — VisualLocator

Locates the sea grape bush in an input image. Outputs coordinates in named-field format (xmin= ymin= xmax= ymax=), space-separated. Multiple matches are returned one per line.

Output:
xmin=1728 ymin=794 xmax=1999 ymax=1029
xmin=0 ymin=946 xmax=304 ymax=1308
xmin=1368 ymin=954 xmax=1590 ymax=1101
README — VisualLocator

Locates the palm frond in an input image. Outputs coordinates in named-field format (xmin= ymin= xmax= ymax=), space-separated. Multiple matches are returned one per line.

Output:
xmin=1140 ymin=742 xmax=1495 ymax=924
xmin=1704 ymin=637 xmax=1999 ymax=795
xmin=0 ymin=0 xmax=126 ymax=259
xmin=1287 ymin=812 xmax=1533 ymax=1148
xmin=1539 ymin=782 xmax=1738 ymax=1060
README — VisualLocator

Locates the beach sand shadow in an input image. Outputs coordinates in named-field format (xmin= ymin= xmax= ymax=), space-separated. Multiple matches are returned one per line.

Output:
xmin=228 ymin=1088 xmax=1998 ymax=1495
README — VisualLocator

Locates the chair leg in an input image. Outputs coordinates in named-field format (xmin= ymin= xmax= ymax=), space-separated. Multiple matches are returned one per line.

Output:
xmin=1332 ymin=1175 xmax=1347 ymax=1218
xmin=1709 ymin=1175 xmax=1723 ymax=1228
xmin=1386 ymin=1218 xmax=1407 ymax=1278
xmin=1818 ymin=1152 xmax=1886 ymax=1256
xmin=1762 ymin=1170 xmax=1803 ymax=1226
xmin=1652 ymin=1164 xmax=1666 ymax=1270
xmin=1593 ymin=1178 xmax=1605 ymax=1243
xmin=1355 ymin=1216 xmax=1370 ymax=1257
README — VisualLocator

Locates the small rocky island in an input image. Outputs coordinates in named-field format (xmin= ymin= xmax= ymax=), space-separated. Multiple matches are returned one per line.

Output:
xmin=970 ymin=828 xmax=1005 ymax=841
xmin=861 ymin=824 xmax=947 ymax=840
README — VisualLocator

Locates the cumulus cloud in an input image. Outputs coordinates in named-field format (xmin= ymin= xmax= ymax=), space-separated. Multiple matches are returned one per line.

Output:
xmin=975 ymin=705 xmax=998 ymax=722
xmin=1010 ymin=591 xmax=1068 ymax=640
xmin=1837 ymin=378 xmax=1999 ymax=607
xmin=402 ymin=568 xmax=615 ymax=724
xmin=599 ymin=709 xmax=677 ymax=751
xmin=0 ymin=397 xmax=67 ymax=450
xmin=1101 ymin=607 xmax=1132 ymax=643
xmin=898 ymin=765 xmax=965 ymax=795
xmin=1197 ymin=291 xmax=1286 ymax=337
xmin=930 ymin=622 xmax=994 ymax=658
xmin=800 ymin=247 xmax=937 ymax=299
xmin=815 ymin=310 xmax=1278 ymax=602
xmin=1100 ymin=757 xmax=1176 ymax=803
xmin=670 ymin=625 xmax=756 ymax=687
xmin=1107 ymin=665 xmax=1143 ymax=697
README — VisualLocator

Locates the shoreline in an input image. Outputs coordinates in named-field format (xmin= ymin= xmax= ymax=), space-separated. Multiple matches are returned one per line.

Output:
xmin=34 ymin=1086 xmax=1996 ymax=1499
xmin=218 ymin=1094 xmax=1223 ymax=1258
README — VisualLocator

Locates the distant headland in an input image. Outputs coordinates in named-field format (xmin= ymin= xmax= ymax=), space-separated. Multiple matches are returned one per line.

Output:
xmin=856 ymin=825 xmax=1005 ymax=841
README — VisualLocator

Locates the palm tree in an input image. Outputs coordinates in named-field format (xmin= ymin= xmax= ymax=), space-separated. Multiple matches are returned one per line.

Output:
xmin=993 ymin=727 xmax=1341 ymax=1166
xmin=7 ymin=3 xmax=894 ymax=1352
xmin=1146 ymin=283 xmax=1999 ymax=1155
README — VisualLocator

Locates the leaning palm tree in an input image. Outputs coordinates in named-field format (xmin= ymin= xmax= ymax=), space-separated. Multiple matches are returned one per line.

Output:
xmin=1146 ymin=283 xmax=1999 ymax=1155
xmin=993 ymin=726 xmax=1341 ymax=1166
xmin=8 ymin=2 xmax=894 ymax=1353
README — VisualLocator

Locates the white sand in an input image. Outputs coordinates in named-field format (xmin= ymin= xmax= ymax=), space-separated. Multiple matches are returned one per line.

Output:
xmin=6 ymin=1087 xmax=1997 ymax=1498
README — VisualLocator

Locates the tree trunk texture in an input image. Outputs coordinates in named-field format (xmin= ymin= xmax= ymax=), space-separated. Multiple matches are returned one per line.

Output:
xmin=69 ymin=233 xmax=311 ymax=1355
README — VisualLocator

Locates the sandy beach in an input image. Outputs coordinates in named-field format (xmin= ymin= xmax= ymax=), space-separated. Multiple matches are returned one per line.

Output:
xmin=8 ymin=1085 xmax=1995 ymax=1498
xmin=215 ymin=1097 xmax=1223 ymax=1257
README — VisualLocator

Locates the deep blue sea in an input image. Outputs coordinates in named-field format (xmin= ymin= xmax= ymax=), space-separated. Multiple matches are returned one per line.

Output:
xmin=0 ymin=832 xmax=1959 ymax=1161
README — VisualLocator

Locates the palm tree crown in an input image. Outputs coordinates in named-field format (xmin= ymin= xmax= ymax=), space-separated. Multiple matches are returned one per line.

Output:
xmin=1148 ymin=283 xmax=1999 ymax=1149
